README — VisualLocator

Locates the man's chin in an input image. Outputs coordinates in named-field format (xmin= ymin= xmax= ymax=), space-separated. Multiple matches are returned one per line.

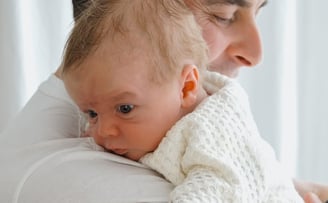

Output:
xmin=224 ymin=69 xmax=240 ymax=78
xmin=208 ymin=66 xmax=240 ymax=78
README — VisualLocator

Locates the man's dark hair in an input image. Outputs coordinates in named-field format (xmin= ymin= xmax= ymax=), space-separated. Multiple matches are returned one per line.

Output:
xmin=72 ymin=0 xmax=91 ymax=21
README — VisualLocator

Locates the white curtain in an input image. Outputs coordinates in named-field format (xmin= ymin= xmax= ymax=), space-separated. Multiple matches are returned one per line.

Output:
xmin=0 ymin=0 xmax=73 ymax=130
xmin=0 ymin=0 xmax=327 ymax=183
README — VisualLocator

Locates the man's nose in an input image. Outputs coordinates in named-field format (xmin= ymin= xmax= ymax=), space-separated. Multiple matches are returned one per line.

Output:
xmin=228 ymin=17 xmax=262 ymax=67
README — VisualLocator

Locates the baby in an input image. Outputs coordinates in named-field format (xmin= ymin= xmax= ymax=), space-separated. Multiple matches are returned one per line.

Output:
xmin=62 ymin=0 xmax=303 ymax=202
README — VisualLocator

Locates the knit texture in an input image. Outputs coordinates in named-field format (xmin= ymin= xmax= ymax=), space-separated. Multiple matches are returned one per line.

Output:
xmin=140 ymin=71 xmax=303 ymax=203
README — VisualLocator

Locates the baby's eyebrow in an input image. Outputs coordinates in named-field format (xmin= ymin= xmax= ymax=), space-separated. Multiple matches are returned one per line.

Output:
xmin=110 ymin=91 xmax=138 ymax=102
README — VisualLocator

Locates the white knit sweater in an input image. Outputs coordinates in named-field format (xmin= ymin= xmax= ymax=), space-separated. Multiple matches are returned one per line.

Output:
xmin=140 ymin=71 xmax=303 ymax=203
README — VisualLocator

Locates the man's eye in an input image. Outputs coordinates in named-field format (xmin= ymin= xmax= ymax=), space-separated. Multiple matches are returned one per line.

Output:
xmin=213 ymin=15 xmax=234 ymax=25
xmin=117 ymin=104 xmax=134 ymax=114
xmin=87 ymin=110 xmax=98 ymax=118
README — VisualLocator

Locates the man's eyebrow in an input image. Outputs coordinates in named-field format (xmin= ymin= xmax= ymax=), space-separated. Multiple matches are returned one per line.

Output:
xmin=205 ymin=0 xmax=250 ymax=7
xmin=206 ymin=0 xmax=268 ymax=8
xmin=260 ymin=0 xmax=268 ymax=8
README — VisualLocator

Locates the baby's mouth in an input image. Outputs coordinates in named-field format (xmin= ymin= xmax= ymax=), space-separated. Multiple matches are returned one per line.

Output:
xmin=110 ymin=148 xmax=128 ymax=156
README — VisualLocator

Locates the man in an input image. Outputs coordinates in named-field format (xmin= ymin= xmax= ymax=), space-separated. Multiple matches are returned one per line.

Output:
xmin=0 ymin=0 xmax=326 ymax=202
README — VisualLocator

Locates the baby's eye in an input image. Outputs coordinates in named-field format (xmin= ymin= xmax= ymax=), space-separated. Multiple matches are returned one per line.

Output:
xmin=117 ymin=104 xmax=134 ymax=114
xmin=87 ymin=109 xmax=98 ymax=119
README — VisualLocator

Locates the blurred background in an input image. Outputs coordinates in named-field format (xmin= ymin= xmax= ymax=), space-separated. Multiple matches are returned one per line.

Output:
xmin=0 ymin=0 xmax=327 ymax=183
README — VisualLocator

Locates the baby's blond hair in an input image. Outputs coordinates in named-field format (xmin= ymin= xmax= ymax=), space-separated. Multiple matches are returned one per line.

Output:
xmin=62 ymin=0 xmax=208 ymax=83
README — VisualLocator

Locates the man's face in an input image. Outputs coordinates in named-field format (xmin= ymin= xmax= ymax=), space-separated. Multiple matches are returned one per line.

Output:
xmin=191 ymin=0 xmax=267 ymax=77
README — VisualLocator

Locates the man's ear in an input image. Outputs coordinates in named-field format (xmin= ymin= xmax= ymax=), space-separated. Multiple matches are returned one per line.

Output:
xmin=180 ymin=64 xmax=200 ymax=108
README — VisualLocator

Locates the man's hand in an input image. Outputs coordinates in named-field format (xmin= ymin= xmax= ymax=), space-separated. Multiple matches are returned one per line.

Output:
xmin=294 ymin=179 xmax=328 ymax=203
xmin=303 ymin=192 xmax=321 ymax=203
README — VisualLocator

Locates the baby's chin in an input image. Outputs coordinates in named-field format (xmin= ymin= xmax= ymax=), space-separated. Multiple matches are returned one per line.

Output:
xmin=122 ymin=150 xmax=149 ymax=161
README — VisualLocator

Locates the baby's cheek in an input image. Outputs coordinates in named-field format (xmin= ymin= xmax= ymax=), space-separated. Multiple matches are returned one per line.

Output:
xmin=88 ymin=125 xmax=107 ymax=148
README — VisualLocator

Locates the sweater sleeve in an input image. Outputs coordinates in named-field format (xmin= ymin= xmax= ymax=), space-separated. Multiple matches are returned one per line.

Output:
xmin=173 ymin=77 xmax=302 ymax=202
xmin=170 ymin=166 xmax=238 ymax=203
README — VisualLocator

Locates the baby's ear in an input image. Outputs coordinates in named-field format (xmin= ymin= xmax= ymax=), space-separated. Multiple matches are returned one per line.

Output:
xmin=180 ymin=64 xmax=200 ymax=108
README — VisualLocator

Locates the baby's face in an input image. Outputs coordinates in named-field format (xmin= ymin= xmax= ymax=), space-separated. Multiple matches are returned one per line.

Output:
xmin=64 ymin=41 xmax=184 ymax=161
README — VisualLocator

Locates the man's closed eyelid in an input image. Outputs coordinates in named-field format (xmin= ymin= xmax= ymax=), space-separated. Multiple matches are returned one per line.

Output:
xmin=215 ymin=15 xmax=234 ymax=25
